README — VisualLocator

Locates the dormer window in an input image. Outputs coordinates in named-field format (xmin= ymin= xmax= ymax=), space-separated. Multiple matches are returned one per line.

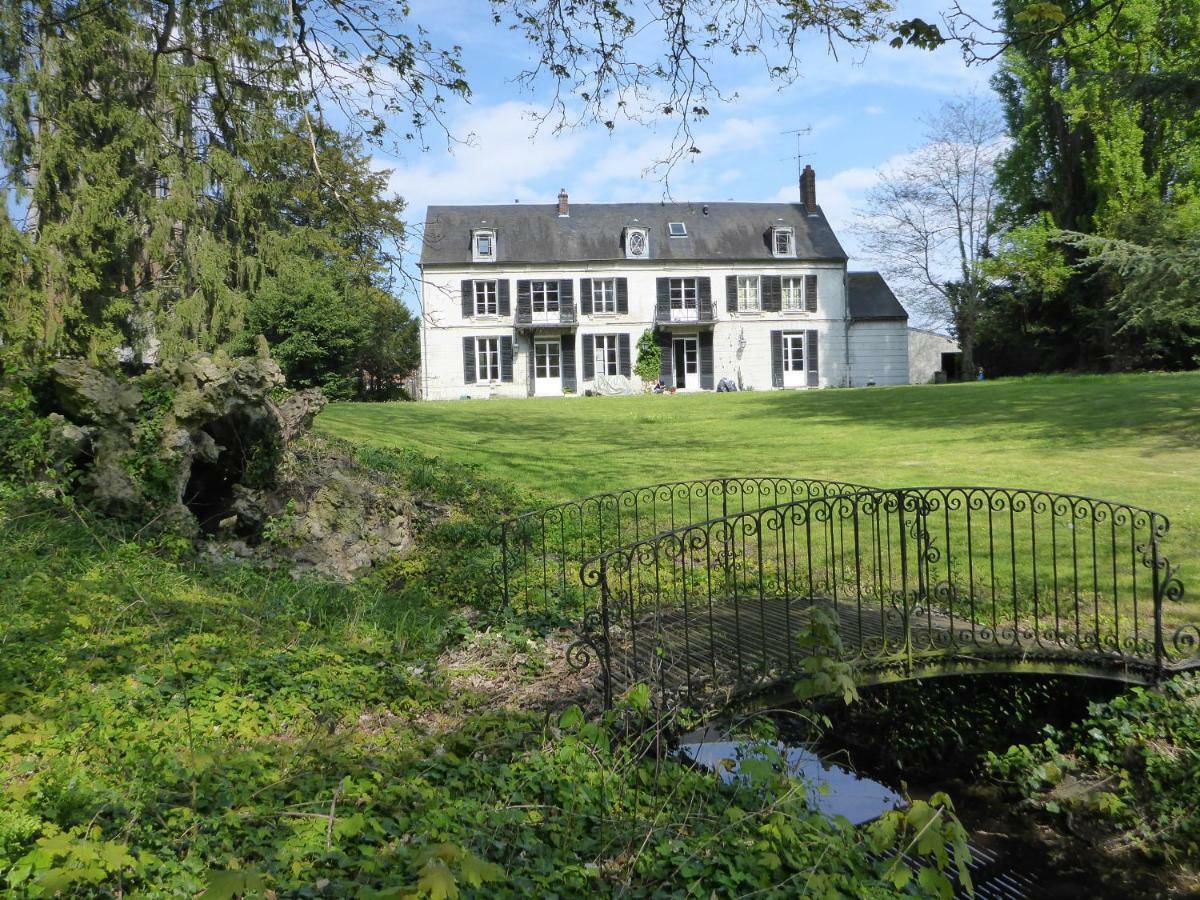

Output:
xmin=772 ymin=226 xmax=795 ymax=258
xmin=668 ymin=222 xmax=687 ymax=237
xmin=624 ymin=226 xmax=650 ymax=260
xmin=473 ymin=229 xmax=496 ymax=263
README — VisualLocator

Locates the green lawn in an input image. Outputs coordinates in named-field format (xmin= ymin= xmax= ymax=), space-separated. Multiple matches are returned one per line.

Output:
xmin=320 ymin=372 xmax=1200 ymax=619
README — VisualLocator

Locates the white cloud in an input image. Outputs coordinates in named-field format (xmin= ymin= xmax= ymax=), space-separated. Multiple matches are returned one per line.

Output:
xmin=864 ymin=105 xmax=885 ymax=115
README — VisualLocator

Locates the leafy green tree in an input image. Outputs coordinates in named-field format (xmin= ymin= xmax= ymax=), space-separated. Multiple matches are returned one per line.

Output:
xmin=984 ymin=0 xmax=1200 ymax=371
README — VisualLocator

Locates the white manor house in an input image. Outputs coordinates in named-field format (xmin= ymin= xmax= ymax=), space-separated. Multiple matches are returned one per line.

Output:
xmin=416 ymin=167 xmax=912 ymax=400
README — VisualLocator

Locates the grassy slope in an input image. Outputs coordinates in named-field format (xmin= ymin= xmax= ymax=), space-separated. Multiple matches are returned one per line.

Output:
xmin=320 ymin=373 xmax=1200 ymax=607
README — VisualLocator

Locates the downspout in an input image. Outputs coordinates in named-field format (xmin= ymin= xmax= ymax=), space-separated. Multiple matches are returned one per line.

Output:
xmin=417 ymin=262 xmax=429 ymax=401
xmin=842 ymin=267 xmax=852 ymax=387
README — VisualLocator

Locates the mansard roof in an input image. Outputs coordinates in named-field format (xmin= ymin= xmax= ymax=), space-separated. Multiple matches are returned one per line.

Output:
xmin=847 ymin=271 xmax=909 ymax=321
xmin=419 ymin=202 xmax=848 ymax=266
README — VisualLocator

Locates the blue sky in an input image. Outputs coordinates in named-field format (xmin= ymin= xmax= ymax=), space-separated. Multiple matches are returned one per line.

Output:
xmin=375 ymin=0 xmax=1000 ymax=309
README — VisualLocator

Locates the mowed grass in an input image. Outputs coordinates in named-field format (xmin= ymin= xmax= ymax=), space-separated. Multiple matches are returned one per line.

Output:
xmin=319 ymin=372 xmax=1200 ymax=617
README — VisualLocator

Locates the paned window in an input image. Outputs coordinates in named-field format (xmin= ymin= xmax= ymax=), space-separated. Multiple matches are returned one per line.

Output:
xmin=592 ymin=279 xmax=617 ymax=314
xmin=594 ymin=335 xmax=620 ymax=376
xmin=782 ymin=277 xmax=804 ymax=311
xmin=534 ymin=341 xmax=561 ymax=378
xmin=737 ymin=275 xmax=761 ymax=312
xmin=476 ymin=337 xmax=500 ymax=381
xmin=531 ymin=281 xmax=560 ymax=313
xmin=473 ymin=281 xmax=497 ymax=315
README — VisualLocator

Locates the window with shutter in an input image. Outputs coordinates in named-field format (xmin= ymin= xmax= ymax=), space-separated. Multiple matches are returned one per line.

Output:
xmin=582 ymin=334 xmax=595 ymax=379
xmin=591 ymin=279 xmax=617 ymax=314
xmin=618 ymin=333 xmax=631 ymax=376
xmin=736 ymin=276 xmax=760 ymax=312
xmin=782 ymin=277 xmax=804 ymax=312
xmin=762 ymin=275 xmax=782 ymax=313
xmin=461 ymin=280 xmax=473 ymax=318
xmin=699 ymin=332 xmax=714 ymax=390
xmin=561 ymin=335 xmax=577 ymax=391
xmin=462 ymin=337 xmax=476 ymax=384
xmin=806 ymin=330 xmax=819 ymax=386
xmin=472 ymin=281 xmax=498 ymax=316
xmin=770 ymin=331 xmax=784 ymax=388
xmin=500 ymin=336 xmax=514 ymax=382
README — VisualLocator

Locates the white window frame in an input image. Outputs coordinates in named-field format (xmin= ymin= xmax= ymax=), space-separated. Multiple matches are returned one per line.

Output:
xmin=668 ymin=221 xmax=687 ymax=237
xmin=473 ymin=229 xmax=496 ymax=263
xmin=592 ymin=279 xmax=617 ymax=314
xmin=782 ymin=276 xmax=805 ymax=312
xmin=475 ymin=337 xmax=501 ymax=382
xmin=534 ymin=340 xmax=561 ymax=379
xmin=772 ymin=227 xmax=794 ymax=258
xmin=473 ymin=280 xmax=498 ymax=316
xmin=530 ymin=280 xmax=560 ymax=314
xmin=594 ymin=334 xmax=620 ymax=377
xmin=782 ymin=332 xmax=806 ymax=375
xmin=737 ymin=275 xmax=761 ymax=312
xmin=669 ymin=278 xmax=698 ymax=310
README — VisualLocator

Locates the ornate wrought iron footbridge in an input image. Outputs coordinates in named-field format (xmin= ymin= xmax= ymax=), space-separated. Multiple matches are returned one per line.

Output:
xmin=492 ymin=478 xmax=1196 ymax=709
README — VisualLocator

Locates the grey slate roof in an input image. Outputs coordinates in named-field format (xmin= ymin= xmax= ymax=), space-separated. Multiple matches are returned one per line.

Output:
xmin=848 ymin=271 xmax=908 ymax=321
xmin=419 ymin=202 xmax=848 ymax=266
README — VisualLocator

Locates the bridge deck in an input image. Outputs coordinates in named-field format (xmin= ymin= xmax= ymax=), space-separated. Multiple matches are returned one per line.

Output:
xmin=603 ymin=596 xmax=1161 ymax=703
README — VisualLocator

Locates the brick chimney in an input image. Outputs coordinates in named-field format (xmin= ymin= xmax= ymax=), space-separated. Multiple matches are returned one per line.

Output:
xmin=557 ymin=188 xmax=569 ymax=217
xmin=800 ymin=165 xmax=817 ymax=215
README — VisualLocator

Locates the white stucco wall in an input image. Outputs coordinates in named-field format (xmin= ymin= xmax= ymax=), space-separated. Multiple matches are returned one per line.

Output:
xmin=419 ymin=261 xmax=850 ymax=400
xmin=908 ymin=328 xmax=960 ymax=384
xmin=847 ymin=322 xmax=909 ymax=387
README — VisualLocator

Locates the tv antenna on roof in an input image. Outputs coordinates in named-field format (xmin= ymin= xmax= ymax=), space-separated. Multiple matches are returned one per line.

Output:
xmin=781 ymin=127 xmax=813 ymax=202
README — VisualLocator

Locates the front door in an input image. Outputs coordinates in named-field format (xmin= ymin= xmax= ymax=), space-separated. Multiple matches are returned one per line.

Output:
xmin=782 ymin=332 xmax=807 ymax=388
xmin=672 ymin=336 xmax=699 ymax=390
xmin=533 ymin=339 xmax=562 ymax=395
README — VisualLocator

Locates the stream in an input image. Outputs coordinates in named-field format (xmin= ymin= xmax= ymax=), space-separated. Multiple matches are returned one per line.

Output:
xmin=679 ymin=674 xmax=1174 ymax=898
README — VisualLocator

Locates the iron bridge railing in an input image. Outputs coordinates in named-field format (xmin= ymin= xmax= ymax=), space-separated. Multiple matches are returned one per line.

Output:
xmin=493 ymin=482 xmax=1194 ymax=709
xmin=491 ymin=476 xmax=870 ymax=617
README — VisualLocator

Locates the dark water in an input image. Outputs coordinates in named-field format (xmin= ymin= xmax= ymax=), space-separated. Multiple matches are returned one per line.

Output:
xmin=679 ymin=675 xmax=1178 ymax=898
xmin=679 ymin=727 xmax=904 ymax=825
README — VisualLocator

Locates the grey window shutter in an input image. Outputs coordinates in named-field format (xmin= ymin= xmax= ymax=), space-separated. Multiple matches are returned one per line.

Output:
xmin=805 ymin=274 xmax=818 ymax=312
xmin=697 ymin=277 xmax=712 ymax=319
xmin=500 ymin=336 xmax=514 ymax=382
xmin=770 ymin=330 xmax=783 ymax=388
xmin=616 ymin=278 xmax=628 ymax=313
xmin=561 ymin=335 xmax=577 ymax=391
xmin=618 ymin=333 xmax=631 ymax=377
xmin=657 ymin=328 xmax=673 ymax=384
xmin=463 ymin=337 xmax=476 ymax=384
xmin=498 ymin=280 xmax=511 ymax=316
xmin=462 ymin=280 xmax=474 ymax=317
xmin=699 ymin=332 xmax=714 ymax=389
xmin=560 ymin=280 xmax=574 ymax=307
xmin=762 ymin=275 xmax=782 ymax=312
xmin=726 ymin=275 xmax=738 ymax=313
xmin=655 ymin=278 xmax=670 ymax=321
xmin=582 ymin=334 xmax=595 ymax=379
xmin=806 ymin=330 xmax=819 ymax=386
xmin=516 ymin=281 xmax=532 ymax=326
xmin=580 ymin=278 xmax=592 ymax=315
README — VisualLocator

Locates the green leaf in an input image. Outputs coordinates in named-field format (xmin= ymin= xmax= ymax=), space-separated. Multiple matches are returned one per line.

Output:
xmin=458 ymin=852 xmax=503 ymax=888
xmin=417 ymin=858 xmax=459 ymax=900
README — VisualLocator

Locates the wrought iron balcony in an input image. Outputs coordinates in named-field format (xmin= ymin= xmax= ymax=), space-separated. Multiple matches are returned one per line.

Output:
xmin=516 ymin=303 xmax=578 ymax=330
xmin=654 ymin=301 xmax=715 ymax=326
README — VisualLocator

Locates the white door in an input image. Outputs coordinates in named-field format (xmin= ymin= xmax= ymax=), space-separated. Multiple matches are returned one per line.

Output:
xmin=534 ymin=340 xmax=563 ymax=395
xmin=783 ymin=332 xmax=807 ymax=388
xmin=672 ymin=337 xmax=699 ymax=390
